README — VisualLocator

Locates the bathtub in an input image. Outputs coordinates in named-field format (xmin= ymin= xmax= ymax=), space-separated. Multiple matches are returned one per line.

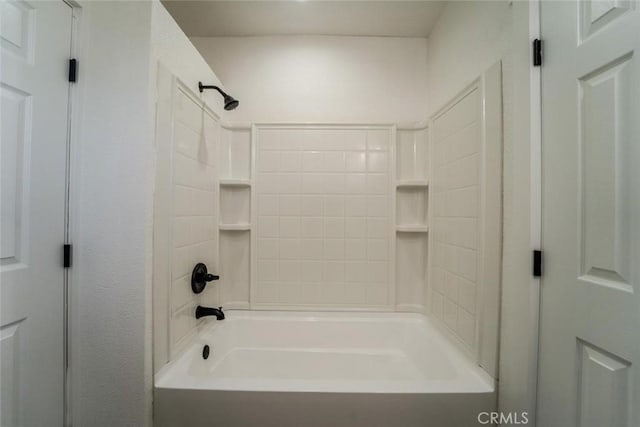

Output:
xmin=154 ymin=311 xmax=495 ymax=427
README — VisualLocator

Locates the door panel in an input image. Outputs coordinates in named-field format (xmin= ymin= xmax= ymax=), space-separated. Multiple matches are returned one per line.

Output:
xmin=538 ymin=1 xmax=640 ymax=426
xmin=1 ymin=1 xmax=73 ymax=425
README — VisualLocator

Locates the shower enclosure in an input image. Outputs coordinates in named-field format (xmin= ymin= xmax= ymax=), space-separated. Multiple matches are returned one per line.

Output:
xmin=152 ymin=57 xmax=503 ymax=425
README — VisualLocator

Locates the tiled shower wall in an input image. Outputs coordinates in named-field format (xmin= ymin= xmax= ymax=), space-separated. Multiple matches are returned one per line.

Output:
xmin=154 ymin=71 xmax=222 ymax=364
xmin=169 ymin=88 xmax=220 ymax=350
xmin=253 ymin=126 xmax=393 ymax=308
xmin=430 ymin=88 xmax=481 ymax=351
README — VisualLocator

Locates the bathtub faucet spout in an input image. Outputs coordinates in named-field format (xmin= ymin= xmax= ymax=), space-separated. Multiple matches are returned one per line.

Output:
xmin=195 ymin=305 xmax=225 ymax=320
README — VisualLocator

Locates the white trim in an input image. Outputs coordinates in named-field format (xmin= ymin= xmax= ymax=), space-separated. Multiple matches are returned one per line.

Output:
xmin=251 ymin=123 xmax=395 ymax=129
xmin=388 ymin=125 xmax=398 ymax=309
xmin=249 ymin=124 xmax=258 ymax=309
xmin=249 ymin=304 xmax=395 ymax=312
xmin=396 ymin=303 xmax=426 ymax=313
xmin=220 ymin=122 xmax=252 ymax=131
xmin=396 ymin=121 xmax=430 ymax=131
xmin=529 ymin=0 xmax=542 ymax=425
xmin=478 ymin=62 xmax=503 ymax=380
xmin=152 ymin=65 xmax=177 ymax=366
xmin=65 ymin=2 xmax=83 ymax=425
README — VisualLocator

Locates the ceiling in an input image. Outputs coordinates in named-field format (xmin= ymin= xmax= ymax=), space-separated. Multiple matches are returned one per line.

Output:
xmin=161 ymin=1 xmax=446 ymax=38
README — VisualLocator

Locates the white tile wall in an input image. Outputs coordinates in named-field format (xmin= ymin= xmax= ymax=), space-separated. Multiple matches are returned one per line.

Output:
xmin=254 ymin=127 xmax=392 ymax=308
xmin=170 ymin=88 xmax=220 ymax=350
xmin=430 ymin=88 xmax=480 ymax=350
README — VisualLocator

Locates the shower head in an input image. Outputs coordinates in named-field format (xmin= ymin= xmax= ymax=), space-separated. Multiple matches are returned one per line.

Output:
xmin=222 ymin=94 xmax=239 ymax=111
xmin=198 ymin=82 xmax=239 ymax=111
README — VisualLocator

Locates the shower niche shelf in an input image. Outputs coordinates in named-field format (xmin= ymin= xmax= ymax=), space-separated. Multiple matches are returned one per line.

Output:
xmin=396 ymin=180 xmax=428 ymax=189
xmin=396 ymin=127 xmax=428 ymax=182
xmin=220 ymin=179 xmax=251 ymax=188
xmin=220 ymin=126 xmax=252 ymax=182
xmin=218 ymin=125 xmax=253 ymax=309
xmin=396 ymin=225 xmax=429 ymax=233
xmin=218 ymin=228 xmax=251 ymax=310
xmin=220 ymin=185 xmax=251 ymax=227
xmin=395 ymin=186 xmax=428 ymax=230
xmin=395 ymin=125 xmax=429 ymax=237
xmin=394 ymin=125 xmax=429 ymax=312
xmin=219 ymin=223 xmax=251 ymax=231
xmin=395 ymin=231 xmax=428 ymax=310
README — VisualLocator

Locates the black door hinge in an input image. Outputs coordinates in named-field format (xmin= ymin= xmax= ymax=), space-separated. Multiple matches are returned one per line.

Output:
xmin=63 ymin=244 xmax=72 ymax=268
xmin=533 ymin=250 xmax=542 ymax=277
xmin=533 ymin=39 xmax=542 ymax=66
xmin=68 ymin=58 xmax=78 ymax=82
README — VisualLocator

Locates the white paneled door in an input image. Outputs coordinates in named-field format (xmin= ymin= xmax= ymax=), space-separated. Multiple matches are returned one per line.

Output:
xmin=538 ymin=2 xmax=639 ymax=426
xmin=1 ymin=1 xmax=73 ymax=425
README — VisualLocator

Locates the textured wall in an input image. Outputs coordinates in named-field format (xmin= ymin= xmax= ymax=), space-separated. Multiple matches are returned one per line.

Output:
xmin=71 ymin=1 xmax=228 ymax=425
xmin=71 ymin=2 xmax=153 ymax=425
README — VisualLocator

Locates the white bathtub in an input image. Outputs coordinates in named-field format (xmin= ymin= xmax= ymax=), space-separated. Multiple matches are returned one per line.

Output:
xmin=155 ymin=311 xmax=495 ymax=427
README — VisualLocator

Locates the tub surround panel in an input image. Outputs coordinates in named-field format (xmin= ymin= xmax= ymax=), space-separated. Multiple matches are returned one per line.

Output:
xmin=428 ymin=63 xmax=502 ymax=378
xmin=430 ymin=86 xmax=481 ymax=351
xmin=154 ymin=66 xmax=223 ymax=365
xmin=252 ymin=125 xmax=394 ymax=309
xmin=172 ymin=86 xmax=221 ymax=351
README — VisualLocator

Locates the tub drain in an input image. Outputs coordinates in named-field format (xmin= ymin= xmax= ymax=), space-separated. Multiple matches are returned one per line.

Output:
xmin=202 ymin=345 xmax=210 ymax=360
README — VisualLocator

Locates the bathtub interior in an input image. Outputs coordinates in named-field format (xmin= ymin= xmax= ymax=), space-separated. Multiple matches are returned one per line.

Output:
xmin=155 ymin=311 xmax=494 ymax=394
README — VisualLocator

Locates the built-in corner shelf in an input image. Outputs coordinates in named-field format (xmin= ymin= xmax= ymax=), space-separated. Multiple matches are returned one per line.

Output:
xmin=220 ymin=179 xmax=251 ymax=188
xmin=396 ymin=180 xmax=428 ymax=189
xmin=219 ymin=223 xmax=251 ymax=231
xmin=396 ymin=225 xmax=429 ymax=233
xmin=394 ymin=125 xmax=430 ymax=312
xmin=218 ymin=127 xmax=252 ymax=308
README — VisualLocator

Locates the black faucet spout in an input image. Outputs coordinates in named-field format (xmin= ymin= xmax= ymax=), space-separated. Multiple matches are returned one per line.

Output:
xmin=195 ymin=305 xmax=225 ymax=320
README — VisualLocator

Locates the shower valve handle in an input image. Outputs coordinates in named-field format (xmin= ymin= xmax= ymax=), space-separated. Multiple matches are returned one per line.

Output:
xmin=191 ymin=263 xmax=219 ymax=294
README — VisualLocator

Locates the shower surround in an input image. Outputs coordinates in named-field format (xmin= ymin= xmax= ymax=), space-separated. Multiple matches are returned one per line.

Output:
xmin=153 ymin=58 xmax=502 ymax=426
xmin=253 ymin=125 xmax=394 ymax=308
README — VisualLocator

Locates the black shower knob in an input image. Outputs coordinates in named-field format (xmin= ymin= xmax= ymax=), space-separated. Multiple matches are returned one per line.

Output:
xmin=191 ymin=262 xmax=219 ymax=294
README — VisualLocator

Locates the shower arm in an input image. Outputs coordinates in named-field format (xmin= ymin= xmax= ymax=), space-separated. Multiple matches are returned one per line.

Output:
xmin=198 ymin=82 xmax=224 ymax=95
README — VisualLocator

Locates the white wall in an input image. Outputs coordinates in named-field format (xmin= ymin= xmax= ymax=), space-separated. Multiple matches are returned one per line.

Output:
xmin=190 ymin=36 xmax=429 ymax=124
xmin=71 ymin=2 xmax=154 ymax=425
xmin=427 ymin=0 xmax=537 ymax=419
xmin=71 ymin=1 xmax=226 ymax=425
xmin=426 ymin=1 xmax=512 ymax=115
